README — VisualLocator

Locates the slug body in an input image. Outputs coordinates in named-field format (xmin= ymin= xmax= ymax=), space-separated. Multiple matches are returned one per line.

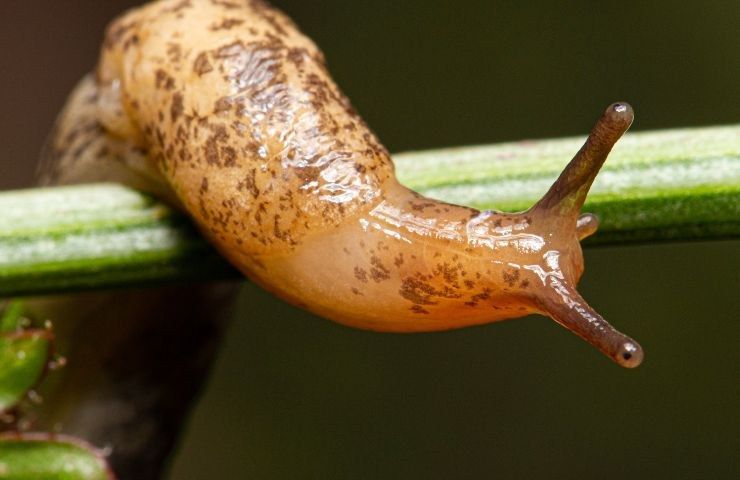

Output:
xmin=41 ymin=0 xmax=643 ymax=367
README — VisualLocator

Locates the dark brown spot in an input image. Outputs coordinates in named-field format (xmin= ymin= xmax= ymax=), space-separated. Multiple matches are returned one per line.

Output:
xmin=167 ymin=42 xmax=183 ymax=63
xmin=171 ymin=93 xmax=184 ymax=122
xmin=287 ymin=48 xmax=307 ymax=68
xmin=155 ymin=69 xmax=176 ymax=90
xmin=193 ymin=52 xmax=214 ymax=75
xmin=204 ymin=139 xmax=219 ymax=166
xmin=203 ymin=125 xmax=228 ymax=166
xmin=123 ymin=34 xmax=140 ymax=51
xmin=502 ymin=270 xmax=520 ymax=287
xmin=354 ymin=267 xmax=368 ymax=283
xmin=214 ymin=96 xmax=233 ymax=114
xmin=369 ymin=256 xmax=391 ymax=282
xmin=399 ymin=277 xmax=461 ymax=305
xmin=237 ymin=169 xmax=260 ymax=198
xmin=435 ymin=262 xmax=458 ymax=285
xmin=210 ymin=18 xmax=245 ymax=30
xmin=465 ymin=288 xmax=492 ymax=307
xmin=222 ymin=146 xmax=237 ymax=167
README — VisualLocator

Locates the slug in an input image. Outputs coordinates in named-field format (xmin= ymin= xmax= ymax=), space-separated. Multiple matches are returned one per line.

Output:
xmin=40 ymin=0 xmax=643 ymax=368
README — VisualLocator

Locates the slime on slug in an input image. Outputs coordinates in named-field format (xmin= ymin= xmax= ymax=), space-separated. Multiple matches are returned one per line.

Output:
xmin=40 ymin=0 xmax=643 ymax=368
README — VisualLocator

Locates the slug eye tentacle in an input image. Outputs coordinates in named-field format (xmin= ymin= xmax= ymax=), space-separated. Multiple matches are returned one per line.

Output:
xmin=525 ymin=103 xmax=640 ymax=367
xmin=538 ymin=277 xmax=644 ymax=368
xmin=535 ymin=102 xmax=634 ymax=219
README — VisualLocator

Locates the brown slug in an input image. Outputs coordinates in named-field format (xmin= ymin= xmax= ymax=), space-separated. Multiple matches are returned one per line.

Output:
xmin=40 ymin=0 xmax=643 ymax=368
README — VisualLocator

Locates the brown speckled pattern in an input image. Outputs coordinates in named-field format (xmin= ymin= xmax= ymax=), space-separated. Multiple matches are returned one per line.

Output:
xmin=41 ymin=0 xmax=643 ymax=368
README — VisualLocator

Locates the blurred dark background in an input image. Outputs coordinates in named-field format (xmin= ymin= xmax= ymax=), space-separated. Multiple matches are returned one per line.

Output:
xmin=1 ymin=1 xmax=738 ymax=478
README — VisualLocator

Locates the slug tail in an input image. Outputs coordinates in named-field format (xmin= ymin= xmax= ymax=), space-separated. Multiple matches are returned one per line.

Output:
xmin=538 ymin=276 xmax=643 ymax=368
xmin=534 ymin=102 xmax=634 ymax=218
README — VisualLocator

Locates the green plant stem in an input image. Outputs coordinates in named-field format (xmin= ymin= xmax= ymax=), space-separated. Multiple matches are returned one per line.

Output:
xmin=0 ymin=124 xmax=737 ymax=298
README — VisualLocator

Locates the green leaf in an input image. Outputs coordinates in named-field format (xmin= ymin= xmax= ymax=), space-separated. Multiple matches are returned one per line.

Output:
xmin=0 ymin=435 xmax=113 ymax=480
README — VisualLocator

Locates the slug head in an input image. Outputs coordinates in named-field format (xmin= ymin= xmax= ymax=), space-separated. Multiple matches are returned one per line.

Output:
xmin=492 ymin=103 xmax=643 ymax=368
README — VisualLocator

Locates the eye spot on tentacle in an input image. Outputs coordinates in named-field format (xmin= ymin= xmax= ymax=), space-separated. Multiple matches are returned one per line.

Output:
xmin=616 ymin=341 xmax=643 ymax=368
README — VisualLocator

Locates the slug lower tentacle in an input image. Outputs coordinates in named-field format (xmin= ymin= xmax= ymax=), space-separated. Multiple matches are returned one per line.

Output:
xmin=41 ymin=0 xmax=642 ymax=367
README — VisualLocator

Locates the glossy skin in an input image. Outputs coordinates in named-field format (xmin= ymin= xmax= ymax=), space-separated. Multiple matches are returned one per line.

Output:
xmin=40 ymin=0 xmax=642 ymax=367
